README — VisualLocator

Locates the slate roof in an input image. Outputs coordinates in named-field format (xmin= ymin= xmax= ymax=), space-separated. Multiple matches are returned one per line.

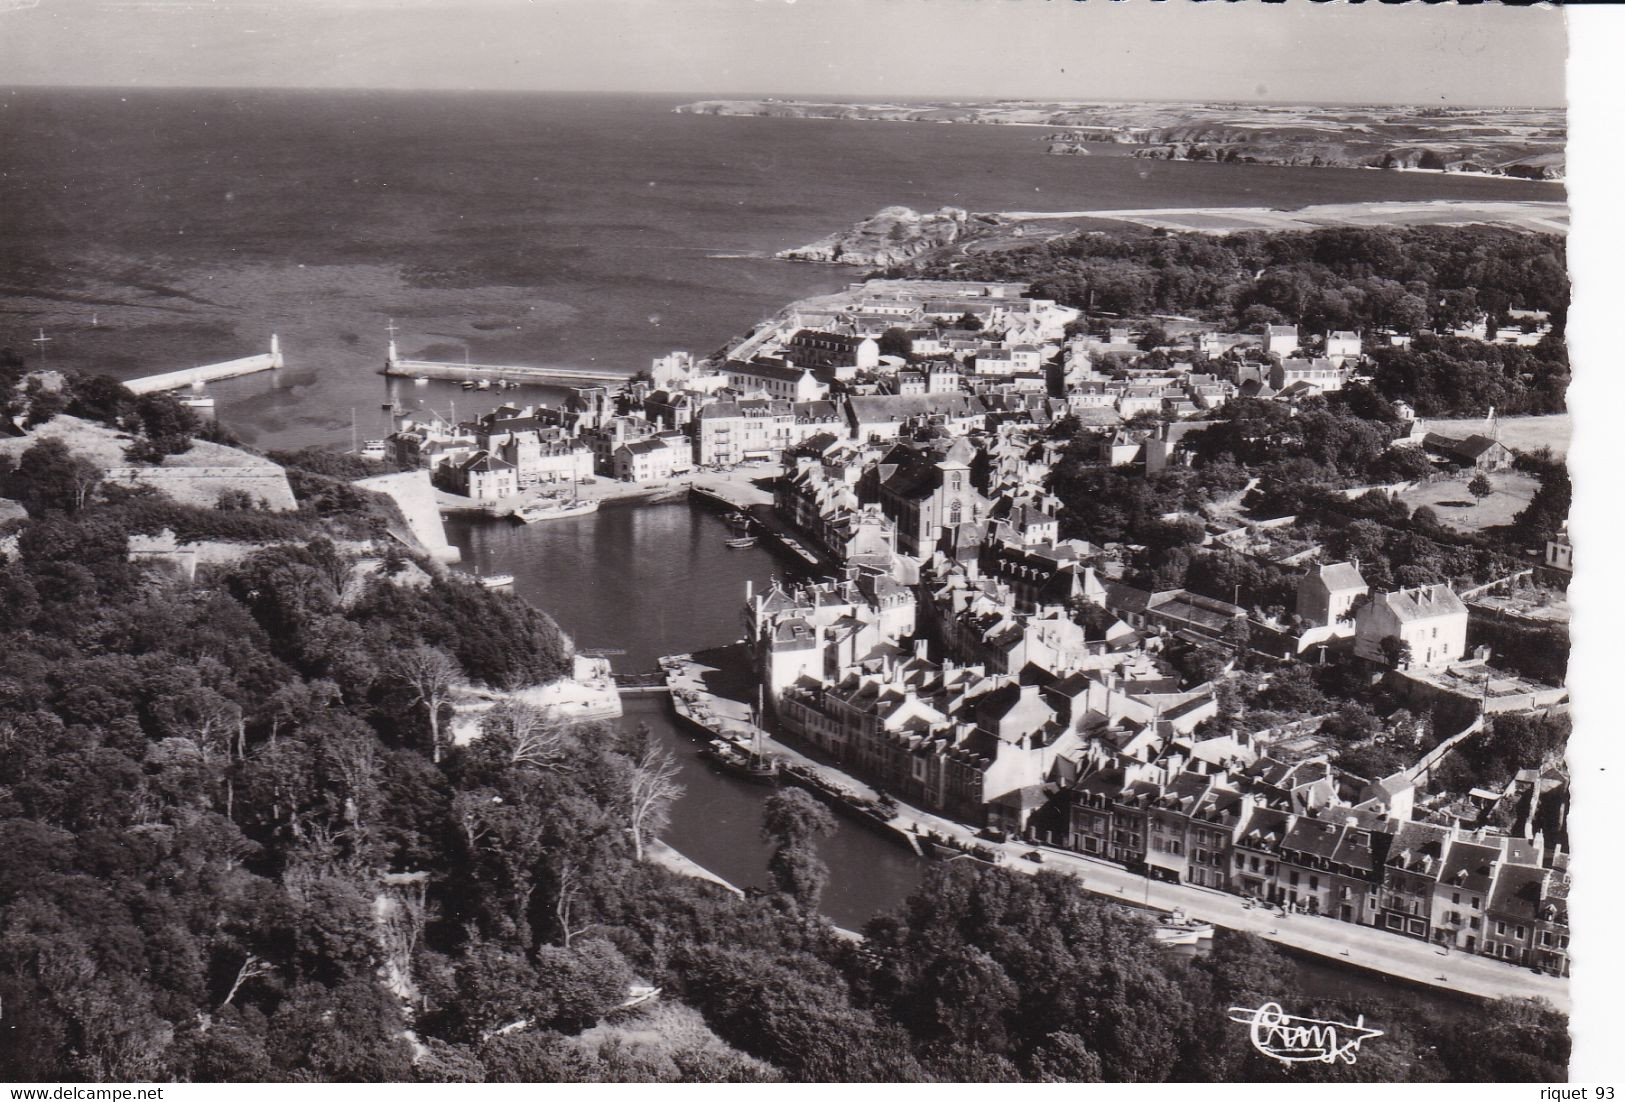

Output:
xmin=1377 ymin=584 xmax=1467 ymax=623
xmin=1423 ymin=432 xmax=1509 ymax=460
xmin=847 ymin=393 xmax=987 ymax=423
xmin=1308 ymin=561 xmax=1368 ymax=592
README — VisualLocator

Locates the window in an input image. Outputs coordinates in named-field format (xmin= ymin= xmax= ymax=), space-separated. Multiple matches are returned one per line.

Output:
xmin=1496 ymin=921 xmax=1508 ymax=936
xmin=1310 ymin=876 xmax=1320 ymax=892
xmin=1472 ymin=896 xmax=1480 ymax=908
xmin=1289 ymin=870 xmax=1300 ymax=886
xmin=1452 ymin=892 xmax=1461 ymax=905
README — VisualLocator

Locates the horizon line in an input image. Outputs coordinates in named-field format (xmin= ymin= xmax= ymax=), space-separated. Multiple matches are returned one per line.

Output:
xmin=0 ymin=84 xmax=1567 ymax=113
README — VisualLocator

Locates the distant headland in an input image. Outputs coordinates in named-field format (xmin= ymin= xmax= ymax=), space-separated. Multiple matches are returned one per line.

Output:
xmin=674 ymin=99 xmax=1566 ymax=181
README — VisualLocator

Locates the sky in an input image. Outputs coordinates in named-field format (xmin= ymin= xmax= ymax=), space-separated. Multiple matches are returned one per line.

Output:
xmin=0 ymin=0 xmax=1566 ymax=107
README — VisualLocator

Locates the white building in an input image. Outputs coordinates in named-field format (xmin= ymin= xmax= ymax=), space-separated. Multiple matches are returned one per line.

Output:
xmin=1353 ymin=584 xmax=1469 ymax=668
xmin=1264 ymin=324 xmax=1301 ymax=357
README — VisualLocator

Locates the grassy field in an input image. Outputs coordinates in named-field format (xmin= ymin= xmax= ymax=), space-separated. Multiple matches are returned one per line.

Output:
xmin=1425 ymin=413 xmax=1570 ymax=459
xmin=1395 ymin=470 xmax=1539 ymax=534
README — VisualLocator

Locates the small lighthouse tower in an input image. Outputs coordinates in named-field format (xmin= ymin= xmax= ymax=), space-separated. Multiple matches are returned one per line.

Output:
xmin=269 ymin=333 xmax=283 ymax=369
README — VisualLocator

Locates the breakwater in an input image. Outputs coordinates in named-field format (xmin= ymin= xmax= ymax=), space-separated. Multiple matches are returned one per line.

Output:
xmin=383 ymin=358 xmax=627 ymax=388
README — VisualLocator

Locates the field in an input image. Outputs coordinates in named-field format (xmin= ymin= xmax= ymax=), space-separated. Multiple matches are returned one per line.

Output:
xmin=1426 ymin=413 xmax=1570 ymax=458
xmin=995 ymin=200 xmax=1569 ymax=236
xmin=1395 ymin=470 xmax=1540 ymax=534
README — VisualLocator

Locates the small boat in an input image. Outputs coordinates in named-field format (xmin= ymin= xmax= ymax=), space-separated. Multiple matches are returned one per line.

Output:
xmin=360 ymin=439 xmax=388 ymax=460
xmin=1153 ymin=926 xmax=1202 ymax=947
xmin=413 ymin=376 xmax=429 ymax=386
xmin=700 ymin=738 xmax=779 ymax=784
xmin=724 ymin=536 xmax=757 ymax=549
xmin=177 ymin=395 xmax=215 ymax=413
xmin=514 ymin=498 xmax=600 ymax=523
xmin=475 ymin=572 xmax=515 ymax=589
xmin=1155 ymin=910 xmax=1215 ymax=942
xmin=461 ymin=380 xmax=478 ymax=390
xmin=476 ymin=379 xmax=492 ymax=391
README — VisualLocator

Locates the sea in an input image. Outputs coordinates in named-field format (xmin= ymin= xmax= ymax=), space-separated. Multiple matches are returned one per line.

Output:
xmin=0 ymin=87 xmax=1561 ymax=451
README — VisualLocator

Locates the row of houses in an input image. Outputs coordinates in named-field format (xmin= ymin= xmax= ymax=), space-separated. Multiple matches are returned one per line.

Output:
xmin=742 ymin=552 xmax=1568 ymax=974
xmin=1063 ymin=750 xmax=1569 ymax=974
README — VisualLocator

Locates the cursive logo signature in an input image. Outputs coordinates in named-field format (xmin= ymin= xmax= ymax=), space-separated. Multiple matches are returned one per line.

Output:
xmin=1227 ymin=1002 xmax=1384 ymax=1066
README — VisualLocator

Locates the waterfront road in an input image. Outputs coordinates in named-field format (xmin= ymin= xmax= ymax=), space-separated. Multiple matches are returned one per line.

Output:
xmin=662 ymin=653 xmax=1571 ymax=1012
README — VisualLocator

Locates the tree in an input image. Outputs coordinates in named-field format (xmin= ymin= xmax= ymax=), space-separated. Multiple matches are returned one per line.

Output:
xmin=392 ymin=646 xmax=460 ymax=763
xmin=3 ymin=438 xmax=102 ymax=514
xmin=1468 ymin=472 xmax=1493 ymax=499
xmin=479 ymin=702 xmax=567 ymax=771
xmin=1380 ymin=636 xmax=1414 ymax=670
xmin=877 ymin=327 xmax=913 ymax=359
xmin=623 ymin=726 xmax=682 ymax=862
xmin=760 ymin=789 xmax=836 ymax=910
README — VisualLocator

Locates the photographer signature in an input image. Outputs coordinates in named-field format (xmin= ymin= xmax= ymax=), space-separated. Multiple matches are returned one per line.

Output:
xmin=1227 ymin=1001 xmax=1384 ymax=1065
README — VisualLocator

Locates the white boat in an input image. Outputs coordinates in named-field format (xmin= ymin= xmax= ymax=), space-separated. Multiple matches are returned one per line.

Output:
xmin=476 ymin=379 xmax=492 ymax=391
xmin=475 ymin=571 xmax=515 ymax=589
xmin=177 ymin=395 xmax=215 ymax=413
xmin=514 ymin=498 xmax=600 ymax=523
xmin=1156 ymin=910 xmax=1215 ymax=942
xmin=1153 ymin=926 xmax=1201 ymax=947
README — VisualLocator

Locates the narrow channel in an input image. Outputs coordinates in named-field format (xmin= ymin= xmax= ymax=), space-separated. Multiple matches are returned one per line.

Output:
xmin=445 ymin=499 xmax=1479 ymax=1021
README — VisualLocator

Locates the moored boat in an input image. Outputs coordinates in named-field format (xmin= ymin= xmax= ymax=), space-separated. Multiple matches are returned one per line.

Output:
xmin=1153 ymin=926 xmax=1202 ymax=947
xmin=699 ymin=738 xmax=780 ymax=784
xmin=724 ymin=536 xmax=756 ymax=549
xmin=1163 ymin=916 xmax=1215 ymax=942
xmin=475 ymin=571 xmax=515 ymax=588
xmin=514 ymin=498 xmax=600 ymax=523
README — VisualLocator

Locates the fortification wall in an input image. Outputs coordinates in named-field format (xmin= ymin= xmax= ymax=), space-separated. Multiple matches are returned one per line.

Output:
xmin=353 ymin=469 xmax=460 ymax=563
xmin=102 ymin=465 xmax=299 ymax=512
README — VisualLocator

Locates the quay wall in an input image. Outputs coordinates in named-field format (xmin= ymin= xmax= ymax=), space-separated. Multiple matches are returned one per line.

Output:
xmin=126 ymin=351 xmax=281 ymax=395
xmin=384 ymin=359 xmax=627 ymax=388
xmin=354 ymin=469 xmax=461 ymax=562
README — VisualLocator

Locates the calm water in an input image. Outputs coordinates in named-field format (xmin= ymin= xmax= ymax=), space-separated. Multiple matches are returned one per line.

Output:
xmin=445 ymin=501 xmax=924 ymax=928
xmin=0 ymin=87 xmax=1561 ymax=450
